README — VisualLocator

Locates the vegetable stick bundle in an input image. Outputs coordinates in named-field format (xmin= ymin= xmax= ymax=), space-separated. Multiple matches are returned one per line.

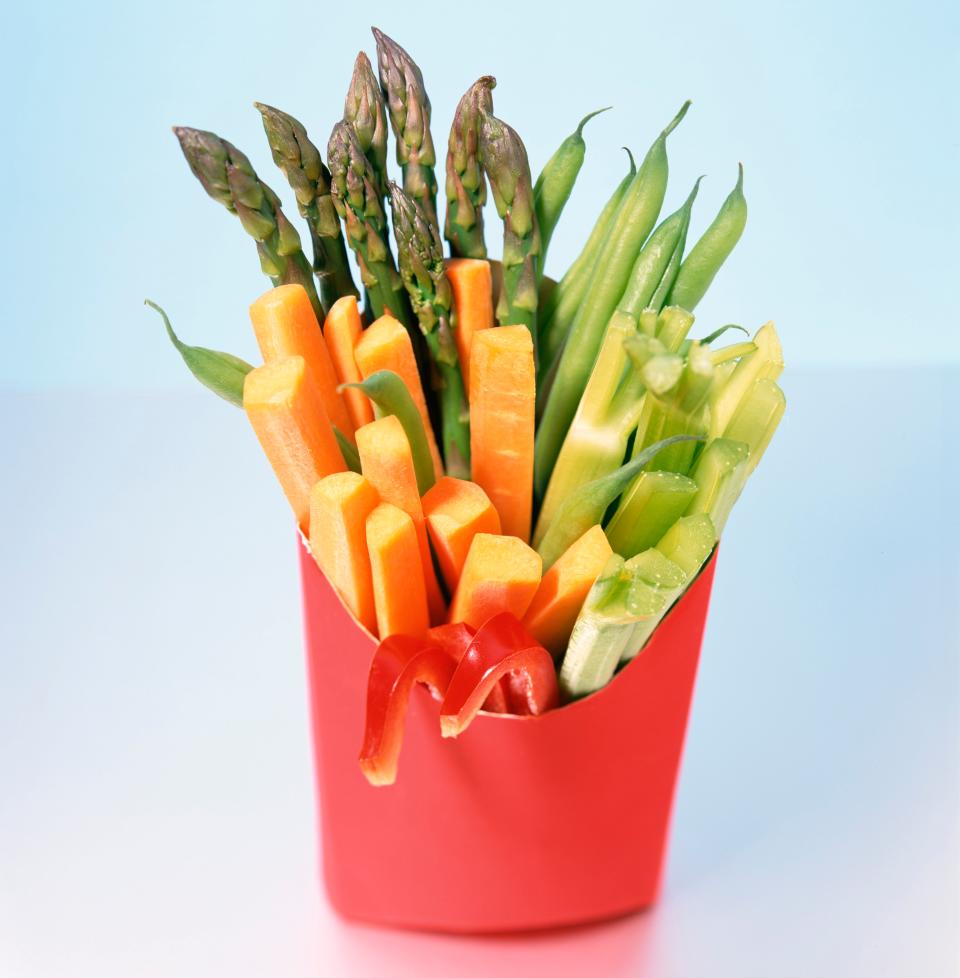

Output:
xmin=151 ymin=26 xmax=785 ymax=785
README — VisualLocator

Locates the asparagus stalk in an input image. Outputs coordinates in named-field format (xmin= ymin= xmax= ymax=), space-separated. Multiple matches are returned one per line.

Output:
xmin=686 ymin=438 xmax=750 ymax=534
xmin=173 ymin=126 xmax=323 ymax=320
xmin=254 ymin=103 xmax=359 ymax=313
xmin=372 ymin=28 xmax=439 ymax=231
xmin=605 ymin=470 xmax=699 ymax=558
xmin=655 ymin=513 xmax=717 ymax=576
xmin=444 ymin=76 xmax=496 ymax=259
xmin=343 ymin=52 xmax=390 ymax=201
xmin=722 ymin=378 xmax=786 ymax=475
xmin=326 ymin=120 xmax=414 ymax=329
xmin=389 ymin=182 xmax=471 ymax=478
xmin=478 ymin=106 xmax=542 ymax=355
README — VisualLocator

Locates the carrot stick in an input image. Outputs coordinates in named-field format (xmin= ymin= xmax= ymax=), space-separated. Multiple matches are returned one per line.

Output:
xmin=354 ymin=314 xmax=444 ymax=476
xmin=323 ymin=295 xmax=375 ymax=431
xmin=422 ymin=477 xmax=501 ymax=593
xmin=522 ymin=524 xmax=612 ymax=658
xmin=243 ymin=356 xmax=346 ymax=530
xmin=366 ymin=503 xmax=430 ymax=639
xmin=249 ymin=284 xmax=355 ymax=442
xmin=448 ymin=533 xmax=542 ymax=629
xmin=469 ymin=326 xmax=536 ymax=541
xmin=356 ymin=415 xmax=446 ymax=623
xmin=309 ymin=472 xmax=380 ymax=636
xmin=445 ymin=258 xmax=493 ymax=392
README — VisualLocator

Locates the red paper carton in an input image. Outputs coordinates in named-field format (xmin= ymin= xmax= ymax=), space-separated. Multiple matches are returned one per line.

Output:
xmin=298 ymin=539 xmax=717 ymax=933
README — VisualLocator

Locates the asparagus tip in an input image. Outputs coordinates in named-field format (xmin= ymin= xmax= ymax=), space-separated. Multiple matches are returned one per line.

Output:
xmin=576 ymin=106 xmax=612 ymax=137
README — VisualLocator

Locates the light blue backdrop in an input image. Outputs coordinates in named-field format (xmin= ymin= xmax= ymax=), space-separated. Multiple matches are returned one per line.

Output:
xmin=3 ymin=0 xmax=957 ymax=390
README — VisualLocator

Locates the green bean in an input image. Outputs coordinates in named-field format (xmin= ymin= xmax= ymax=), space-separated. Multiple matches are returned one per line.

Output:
xmin=667 ymin=164 xmax=747 ymax=311
xmin=333 ymin=428 xmax=362 ymax=473
xmin=534 ymin=102 xmax=691 ymax=499
xmin=645 ymin=177 xmax=700 ymax=312
xmin=340 ymin=370 xmax=437 ymax=494
xmin=533 ymin=107 xmax=610 ymax=276
xmin=147 ymin=300 xmax=253 ymax=407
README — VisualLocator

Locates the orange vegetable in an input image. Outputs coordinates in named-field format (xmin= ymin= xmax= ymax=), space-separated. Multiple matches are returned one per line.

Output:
xmin=522 ymin=524 xmax=613 ymax=658
xmin=249 ymin=284 xmax=354 ymax=441
xmin=243 ymin=356 xmax=346 ymax=530
xmin=323 ymin=295 xmax=375 ymax=431
xmin=469 ymin=326 xmax=536 ymax=541
xmin=309 ymin=472 xmax=380 ymax=636
xmin=448 ymin=533 xmax=542 ymax=629
xmin=422 ymin=477 xmax=501 ymax=593
xmin=445 ymin=258 xmax=493 ymax=391
xmin=354 ymin=314 xmax=444 ymax=476
xmin=366 ymin=503 xmax=430 ymax=639
xmin=356 ymin=415 xmax=446 ymax=623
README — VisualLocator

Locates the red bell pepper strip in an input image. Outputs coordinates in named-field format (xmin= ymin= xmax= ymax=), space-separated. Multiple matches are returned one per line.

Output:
xmin=439 ymin=613 xmax=559 ymax=738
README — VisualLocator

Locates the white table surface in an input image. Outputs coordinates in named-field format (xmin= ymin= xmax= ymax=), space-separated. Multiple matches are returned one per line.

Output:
xmin=1 ymin=367 xmax=957 ymax=977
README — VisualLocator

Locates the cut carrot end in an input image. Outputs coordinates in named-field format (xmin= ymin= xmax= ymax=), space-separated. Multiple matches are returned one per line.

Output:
xmin=445 ymin=258 xmax=494 ymax=393
xmin=366 ymin=503 xmax=430 ymax=640
xmin=324 ymin=295 xmax=375 ymax=431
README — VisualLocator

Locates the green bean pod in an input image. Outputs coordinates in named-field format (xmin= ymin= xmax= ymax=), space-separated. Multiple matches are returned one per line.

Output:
xmin=667 ymin=164 xmax=747 ymax=311
xmin=533 ymin=107 xmax=610 ymax=275
xmin=333 ymin=428 xmax=362 ymax=473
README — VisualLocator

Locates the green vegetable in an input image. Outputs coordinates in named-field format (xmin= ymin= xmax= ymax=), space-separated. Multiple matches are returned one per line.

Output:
xmin=538 ymin=148 xmax=636 ymax=381
xmin=667 ymin=164 xmax=747 ymax=311
xmin=534 ymin=102 xmax=690 ymax=495
xmin=343 ymin=52 xmax=390 ymax=201
xmin=533 ymin=107 xmax=610 ymax=275
xmin=147 ymin=300 xmax=253 ymax=407
xmin=722 ymin=377 xmax=785 ymax=475
xmin=709 ymin=322 xmax=783 ymax=435
xmin=654 ymin=305 xmax=696 ymax=353
xmin=535 ymin=434 xmax=703 ymax=568
xmin=173 ymin=126 xmax=323 ymax=320
xmin=372 ymin=28 xmax=439 ymax=231
xmin=655 ymin=513 xmax=717 ymax=576
xmin=444 ymin=76 xmax=496 ymax=260
xmin=605 ymin=470 xmax=699 ymax=558
xmin=619 ymin=549 xmax=688 ymax=662
xmin=389 ymin=183 xmax=470 ymax=478
xmin=687 ymin=438 xmax=750 ymax=534
xmin=478 ymin=106 xmax=541 ymax=355
xmin=334 ymin=428 xmax=362 ymax=473
xmin=254 ymin=103 xmax=359 ymax=315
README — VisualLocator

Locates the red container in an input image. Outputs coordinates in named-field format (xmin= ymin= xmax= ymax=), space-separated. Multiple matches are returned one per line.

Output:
xmin=298 ymin=539 xmax=717 ymax=934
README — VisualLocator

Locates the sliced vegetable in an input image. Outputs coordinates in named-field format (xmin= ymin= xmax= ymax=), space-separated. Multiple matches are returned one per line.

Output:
xmin=366 ymin=502 xmax=430 ymax=639
xmin=687 ymin=438 xmax=750 ymax=534
xmin=618 ymin=549 xmax=687 ymax=662
xmin=723 ymin=377 xmax=786 ymax=475
xmin=469 ymin=326 xmax=536 ymax=541
xmin=448 ymin=533 xmax=542 ymax=629
xmin=605 ymin=470 xmax=699 ymax=558
xmin=655 ymin=513 xmax=717 ymax=576
xmin=445 ymin=258 xmax=493 ymax=391
xmin=709 ymin=322 xmax=783 ymax=435
xmin=243 ymin=355 xmax=346 ymax=529
xmin=324 ymin=295 xmax=375 ymax=430
xmin=309 ymin=472 xmax=380 ymax=635
xmin=522 ymin=524 xmax=612 ymax=659
xmin=422 ymin=477 xmax=501 ymax=593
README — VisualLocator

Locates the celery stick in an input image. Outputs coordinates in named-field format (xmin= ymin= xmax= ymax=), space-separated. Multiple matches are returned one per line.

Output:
xmin=638 ymin=308 xmax=659 ymax=336
xmin=687 ymin=438 xmax=750 ymax=533
xmin=655 ymin=306 xmax=695 ymax=353
xmin=710 ymin=340 xmax=756 ymax=365
xmin=606 ymin=470 xmax=698 ymax=557
xmin=655 ymin=513 xmax=717 ymax=576
xmin=619 ymin=550 xmax=687 ymax=662
xmin=710 ymin=322 xmax=783 ymax=435
xmin=627 ymin=548 xmax=686 ymax=589
xmin=723 ymin=378 xmax=785 ymax=474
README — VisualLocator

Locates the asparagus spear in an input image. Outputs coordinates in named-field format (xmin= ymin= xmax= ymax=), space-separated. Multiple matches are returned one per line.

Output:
xmin=173 ymin=126 xmax=323 ymax=320
xmin=326 ymin=120 xmax=413 ymax=329
xmin=389 ymin=182 xmax=471 ymax=478
xmin=372 ymin=28 xmax=439 ymax=231
xmin=343 ymin=52 xmax=390 ymax=200
xmin=254 ymin=103 xmax=358 ymax=313
xmin=444 ymin=76 xmax=496 ymax=259
xmin=478 ymin=107 xmax=541 ymax=355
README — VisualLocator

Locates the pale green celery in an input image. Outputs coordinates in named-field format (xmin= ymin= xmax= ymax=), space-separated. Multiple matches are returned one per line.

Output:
xmin=605 ymin=470 xmax=698 ymax=558
xmin=710 ymin=340 xmax=756 ymax=365
xmin=656 ymin=513 xmax=717 ymax=575
xmin=723 ymin=378 xmax=786 ymax=474
xmin=619 ymin=549 xmax=687 ymax=662
xmin=687 ymin=438 xmax=750 ymax=534
xmin=709 ymin=322 xmax=783 ymax=436
xmin=655 ymin=306 xmax=695 ymax=352
xmin=638 ymin=308 xmax=659 ymax=336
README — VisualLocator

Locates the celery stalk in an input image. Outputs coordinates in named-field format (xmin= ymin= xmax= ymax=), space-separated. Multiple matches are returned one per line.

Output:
xmin=723 ymin=377 xmax=785 ymax=475
xmin=619 ymin=549 xmax=687 ymax=662
xmin=605 ymin=470 xmax=698 ymax=558
xmin=655 ymin=305 xmax=695 ymax=352
xmin=687 ymin=438 xmax=750 ymax=533
xmin=656 ymin=513 xmax=717 ymax=575
xmin=709 ymin=322 xmax=783 ymax=436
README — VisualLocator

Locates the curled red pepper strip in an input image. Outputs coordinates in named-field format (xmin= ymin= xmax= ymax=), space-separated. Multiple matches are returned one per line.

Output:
xmin=439 ymin=613 xmax=559 ymax=738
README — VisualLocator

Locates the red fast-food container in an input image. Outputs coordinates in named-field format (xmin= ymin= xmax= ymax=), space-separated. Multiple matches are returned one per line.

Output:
xmin=298 ymin=538 xmax=717 ymax=933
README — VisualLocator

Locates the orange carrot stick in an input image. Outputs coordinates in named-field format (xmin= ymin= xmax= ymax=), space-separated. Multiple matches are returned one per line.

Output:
xmin=309 ymin=472 xmax=380 ymax=635
xmin=243 ymin=356 xmax=346 ymax=530
xmin=469 ymin=326 xmax=536 ymax=541
xmin=422 ymin=477 xmax=501 ymax=593
xmin=448 ymin=533 xmax=542 ymax=629
xmin=522 ymin=524 xmax=612 ymax=658
xmin=356 ymin=415 xmax=446 ymax=623
xmin=354 ymin=314 xmax=444 ymax=476
xmin=249 ymin=284 xmax=355 ymax=442
xmin=445 ymin=258 xmax=493 ymax=392
xmin=323 ymin=295 xmax=375 ymax=431
xmin=366 ymin=503 xmax=430 ymax=639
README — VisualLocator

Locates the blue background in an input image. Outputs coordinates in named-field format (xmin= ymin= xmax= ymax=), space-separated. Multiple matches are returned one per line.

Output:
xmin=3 ymin=0 xmax=957 ymax=389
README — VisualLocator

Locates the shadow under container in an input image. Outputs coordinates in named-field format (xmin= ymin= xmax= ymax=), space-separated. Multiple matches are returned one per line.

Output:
xmin=298 ymin=540 xmax=717 ymax=934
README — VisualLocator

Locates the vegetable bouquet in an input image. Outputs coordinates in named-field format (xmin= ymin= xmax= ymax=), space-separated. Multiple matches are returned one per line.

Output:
xmin=154 ymin=27 xmax=784 ymax=786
